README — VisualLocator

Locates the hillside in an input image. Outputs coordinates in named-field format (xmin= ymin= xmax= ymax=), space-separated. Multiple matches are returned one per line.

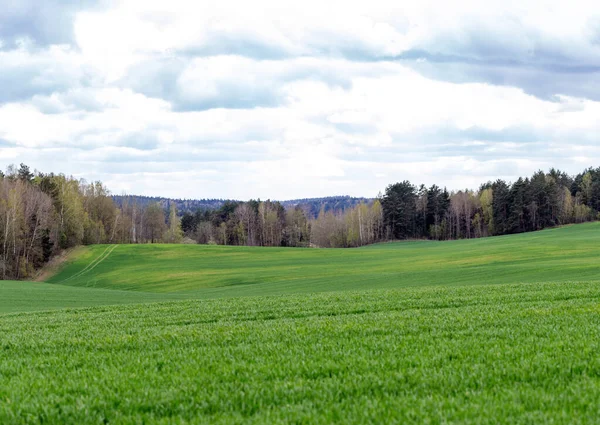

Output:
xmin=3 ymin=222 xmax=600 ymax=423
xmin=0 ymin=280 xmax=186 ymax=314
xmin=41 ymin=222 xmax=600 ymax=299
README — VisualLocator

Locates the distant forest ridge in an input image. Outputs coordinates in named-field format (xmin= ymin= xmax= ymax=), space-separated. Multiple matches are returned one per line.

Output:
xmin=2 ymin=162 xmax=600 ymax=280
xmin=112 ymin=195 xmax=373 ymax=219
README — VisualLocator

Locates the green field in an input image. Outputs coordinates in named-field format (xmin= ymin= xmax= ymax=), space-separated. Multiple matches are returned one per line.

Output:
xmin=46 ymin=222 xmax=600 ymax=297
xmin=2 ymin=223 xmax=600 ymax=423
xmin=0 ymin=281 xmax=187 ymax=314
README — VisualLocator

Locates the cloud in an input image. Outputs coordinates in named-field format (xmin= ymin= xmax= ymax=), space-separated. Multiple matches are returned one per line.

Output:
xmin=0 ymin=44 xmax=97 ymax=104
xmin=0 ymin=0 xmax=105 ymax=47
xmin=2 ymin=0 xmax=600 ymax=199
xmin=121 ymin=56 xmax=393 ymax=112
xmin=6 ymin=61 xmax=599 ymax=199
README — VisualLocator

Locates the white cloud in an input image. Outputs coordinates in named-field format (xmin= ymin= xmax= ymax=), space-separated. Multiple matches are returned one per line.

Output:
xmin=1 ymin=0 xmax=600 ymax=199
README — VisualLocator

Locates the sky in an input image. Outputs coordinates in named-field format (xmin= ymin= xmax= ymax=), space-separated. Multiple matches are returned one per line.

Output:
xmin=1 ymin=0 xmax=599 ymax=200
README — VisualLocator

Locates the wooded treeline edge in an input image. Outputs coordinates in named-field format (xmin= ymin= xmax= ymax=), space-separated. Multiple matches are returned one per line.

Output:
xmin=1 ymin=163 xmax=599 ymax=280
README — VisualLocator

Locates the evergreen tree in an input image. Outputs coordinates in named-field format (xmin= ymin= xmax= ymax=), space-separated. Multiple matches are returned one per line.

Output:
xmin=426 ymin=185 xmax=450 ymax=239
xmin=381 ymin=181 xmax=417 ymax=239
xmin=508 ymin=177 xmax=527 ymax=233
xmin=491 ymin=180 xmax=510 ymax=235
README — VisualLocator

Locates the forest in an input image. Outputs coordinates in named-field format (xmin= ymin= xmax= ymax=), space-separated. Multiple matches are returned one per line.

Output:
xmin=1 ymin=163 xmax=599 ymax=280
xmin=112 ymin=195 xmax=372 ymax=219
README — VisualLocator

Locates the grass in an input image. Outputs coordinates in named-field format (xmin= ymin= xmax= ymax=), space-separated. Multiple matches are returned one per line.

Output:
xmin=44 ymin=222 xmax=600 ymax=298
xmin=2 ymin=222 xmax=600 ymax=423
xmin=2 ymin=282 xmax=600 ymax=424
xmin=0 ymin=281 xmax=186 ymax=314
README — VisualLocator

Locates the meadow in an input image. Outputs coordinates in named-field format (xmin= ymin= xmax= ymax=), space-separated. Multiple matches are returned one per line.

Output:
xmin=2 ymin=282 xmax=600 ymax=424
xmin=1 ymin=222 xmax=600 ymax=423
xmin=45 ymin=222 xmax=600 ymax=297
xmin=0 ymin=281 xmax=187 ymax=314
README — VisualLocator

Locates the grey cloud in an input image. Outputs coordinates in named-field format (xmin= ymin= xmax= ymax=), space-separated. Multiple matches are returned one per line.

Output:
xmin=108 ymin=128 xmax=276 ymax=152
xmin=112 ymin=133 xmax=162 ymax=151
xmin=401 ymin=56 xmax=600 ymax=101
xmin=122 ymin=56 xmax=360 ymax=112
xmin=338 ymin=144 xmax=542 ymax=164
xmin=94 ymin=147 xmax=269 ymax=165
xmin=173 ymin=62 xmax=356 ymax=112
xmin=39 ymin=122 xmax=281 ymax=155
xmin=332 ymin=122 xmax=379 ymax=135
xmin=180 ymin=63 xmax=357 ymax=112
xmin=593 ymin=27 xmax=600 ymax=46
xmin=180 ymin=37 xmax=291 ymax=61
xmin=95 ymin=162 xmax=230 ymax=178
xmin=0 ymin=62 xmax=72 ymax=104
xmin=409 ymin=16 xmax=600 ymax=68
xmin=71 ymin=129 xmax=170 ymax=152
xmin=119 ymin=56 xmax=280 ymax=112
xmin=119 ymin=21 xmax=600 ymax=111
xmin=0 ymin=145 xmax=265 ymax=179
xmin=0 ymin=0 xmax=104 ymax=47
xmin=335 ymin=124 xmax=584 ymax=164
xmin=445 ymin=126 xmax=542 ymax=144
xmin=31 ymin=89 xmax=105 ymax=114
xmin=394 ymin=19 xmax=600 ymax=101
xmin=176 ymin=81 xmax=283 ymax=112
xmin=118 ymin=57 xmax=185 ymax=102
xmin=0 ymin=4 xmax=105 ymax=107
xmin=0 ymin=48 xmax=98 ymax=105
xmin=121 ymin=55 xmax=290 ymax=110
xmin=0 ymin=138 xmax=15 ymax=148
xmin=122 ymin=58 xmax=283 ymax=111
xmin=413 ymin=125 xmax=600 ymax=148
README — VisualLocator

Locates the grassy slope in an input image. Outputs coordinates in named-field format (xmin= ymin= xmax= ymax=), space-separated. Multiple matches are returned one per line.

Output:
xmin=2 ymin=223 xmax=600 ymax=423
xmin=2 ymin=282 xmax=600 ymax=424
xmin=2 ymin=222 xmax=599 ymax=314
xmin=46 ymin=222 xmax=600 ymax=298
xmin=0 ymin=281 xmax=186 ymax=314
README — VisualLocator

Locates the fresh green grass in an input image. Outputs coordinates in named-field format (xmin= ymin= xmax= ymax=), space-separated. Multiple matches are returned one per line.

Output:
xmin=2 ymin=222 xmax=600 ymax=423
xmin=2 ymin=282 xmax=600 ymax=424
xmin=0 ymin=281 xmax=186 ymax=314
xmin=46 ymin=222 xmax=600 ymax=298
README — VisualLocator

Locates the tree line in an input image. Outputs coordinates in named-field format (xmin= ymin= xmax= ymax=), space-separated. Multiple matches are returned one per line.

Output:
xmin=114 ymin=195 xmax=373 ymax=219
xmin=1 ymin=163 xmax=599 ymax=279
xmin=380 ymin=168 xmax=600 ymax=241
xmin=179 ymin=199 xmax=383 ymax=248
xmin=0 ymin=164 xmax=181 ymax=279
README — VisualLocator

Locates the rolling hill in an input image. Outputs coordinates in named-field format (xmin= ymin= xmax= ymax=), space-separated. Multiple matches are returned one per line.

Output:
xmin=2 ymin=222 xmax=600 ymax=423
xmin=43 ymin=222 xmax=600 ymax=298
